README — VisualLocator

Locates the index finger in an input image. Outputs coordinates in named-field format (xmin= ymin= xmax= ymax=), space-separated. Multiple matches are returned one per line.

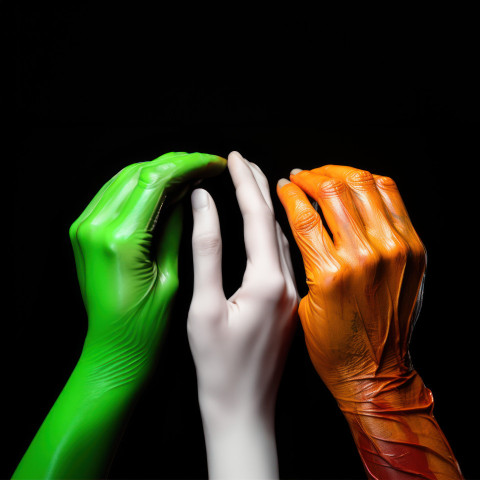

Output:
xmin=152 ymin=152 xmax=227 ymax=191
xmin=113 ymin=152 xmax=227 ymax=233
xmin=276 ymin=179 xmax=336 ymax=279
xmin=314 ymin=164 xmax=398 ymax=246
xmin=228 ymin=151 xmax=281 ymax=273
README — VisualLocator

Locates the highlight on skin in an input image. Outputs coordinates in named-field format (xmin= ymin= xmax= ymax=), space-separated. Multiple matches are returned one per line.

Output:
xmin=277 ymin=165 xmax=463 ymax=480
xmin=13 ymin=152 xmax=227 ymax=480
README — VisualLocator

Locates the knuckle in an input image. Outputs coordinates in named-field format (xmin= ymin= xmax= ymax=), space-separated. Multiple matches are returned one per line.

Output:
xmin=164 ymin=271 xmax=179 ymax=294
xmin=120 ymin=162 xmax=142 ymax=177
xmin=356 ymin=247 xmax=381 ymax=272
xmin=75 ymin=221 xmax=94 ymax=248
xmin=346 ymin=169 xmax=375 ymax=189
xmin=317 ymin=264 xmax=347 ymax=293
xmin=192 ymin=233 xmax=222 ymax=256
xmin=318 ymin=179 xmax=346 ymax=198
xmin=100 ymin=231 xmax=130 ymax=255
xmin=382 ymin=237 xmax=410 ymax=265
xmin=293 ymin=206 xmax=319 ymax=232
xmin=375 ymin=175 xmax=397 ymax=190
xmin=71 ymin=220 xmax=138 ymax=257
xmin=69 ymin=221 xmax=79 ymax=244
xmin=407 ymin=239 xmax=427 ymax=271
xmin=412 ymin=241 xmax=426 ymax=263
xmin=139 ymin=166 xmax=164 ymax=185
xmin=93 ymin=227 xmax=134 ymax=255
xmin=253 ymin=272 xmax=286 ymax=300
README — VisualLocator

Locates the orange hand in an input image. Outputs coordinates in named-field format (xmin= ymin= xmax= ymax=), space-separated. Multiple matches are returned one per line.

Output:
xmin=277 ymin=165 xmax=462 ymax=479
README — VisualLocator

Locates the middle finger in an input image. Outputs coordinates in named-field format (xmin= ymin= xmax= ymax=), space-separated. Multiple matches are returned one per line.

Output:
xmin=313 ymin=165 xmax=399 ymax=247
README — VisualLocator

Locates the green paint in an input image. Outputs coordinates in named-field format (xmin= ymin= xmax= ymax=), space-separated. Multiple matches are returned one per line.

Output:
xmin=13 ymin=152 xmax=226 ymax=479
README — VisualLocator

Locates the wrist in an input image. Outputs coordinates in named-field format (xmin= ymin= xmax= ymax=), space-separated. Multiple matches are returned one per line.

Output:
xmin=77 ymin=338 xmax=157 ymax=398
xmin=201 ymin=408 xmax=278 ymax=480
xmin=202 ymin=404 xmax=275 ymax=437
xmin=331 ymin=370 xmax=463 ymax=479
xmin=199 ymin=392 xmax=276 ymax=435
xmin=13 ymin=350 xmax=146 ymax=479
xmin=330 ymin=368 xmax=433 ymax=415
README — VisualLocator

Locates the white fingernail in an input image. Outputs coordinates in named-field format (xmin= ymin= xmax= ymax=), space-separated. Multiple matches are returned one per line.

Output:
xmin=192 ymin=189 xmax=209 ymax=210
xmin=230 ymin=151 xmax=246 ymax=163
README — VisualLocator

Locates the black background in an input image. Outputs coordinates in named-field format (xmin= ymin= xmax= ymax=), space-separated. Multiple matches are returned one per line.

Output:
xmin=9 ymin=5 xmax=479 ymax=479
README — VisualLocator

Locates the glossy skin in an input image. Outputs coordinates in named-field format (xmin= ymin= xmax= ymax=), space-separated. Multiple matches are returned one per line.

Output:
xmin=187 ymin=152 xmax=299 ymax=479
xmin=13 ymin=152 xmax=226 ymax=479
xmin=277 ymin=165 xmax=463 ymax=480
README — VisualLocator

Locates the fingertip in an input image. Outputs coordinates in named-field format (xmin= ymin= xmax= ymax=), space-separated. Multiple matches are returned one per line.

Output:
xmin=197 ymin=152 xmax=227 ymax=173
xmin=227 ymin=151 xmax=244 ymax=173
xmin=191 ymin=188 xmax=210 ymax=211
xmin=209 ymin=153 xmax=227 ymax=165
xmin=290 ymin=169 xmax=307 ymax=183
xmin=276 ymin=179 xmax=292 ymax=204
xmin=160 ymin=152 xmax=227 ymax=188
xmin=228 ymin=150 xmax=244 ymax=162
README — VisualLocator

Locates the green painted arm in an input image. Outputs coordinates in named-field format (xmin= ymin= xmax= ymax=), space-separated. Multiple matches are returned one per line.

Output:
xmin=13 ymin=152 xmax=226 ymax=479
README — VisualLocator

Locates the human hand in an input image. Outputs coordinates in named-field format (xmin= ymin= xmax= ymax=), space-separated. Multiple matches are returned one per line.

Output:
xmin=70 ymin=152 xmax=226 ymax=389
xmin=277 ymin=165 xmax=425 ymax=398
xmin=13 ymin=152 xmax=227 ymax=480
xmin=277 ymin=165 xmax=462 ymax=478
xmin=187 ymin=151 xmax=298 ymax=479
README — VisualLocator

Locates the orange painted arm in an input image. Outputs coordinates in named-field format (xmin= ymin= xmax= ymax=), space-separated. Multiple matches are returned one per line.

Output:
xmin=277 ymin=166 xmax=463 ymax=479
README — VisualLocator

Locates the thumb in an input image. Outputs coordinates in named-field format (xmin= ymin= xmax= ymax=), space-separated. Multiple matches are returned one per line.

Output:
xmin=153 ymin=202 xmax=183 ymax=305
xmin=189 ymin=188 xmax=226 ymax=323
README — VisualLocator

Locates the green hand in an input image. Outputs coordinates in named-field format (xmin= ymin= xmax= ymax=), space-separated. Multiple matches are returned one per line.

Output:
xmin=70 ymin=151 xmax=226 ymax=386
xmin=13 ymin=152 xmax=226 ymax=479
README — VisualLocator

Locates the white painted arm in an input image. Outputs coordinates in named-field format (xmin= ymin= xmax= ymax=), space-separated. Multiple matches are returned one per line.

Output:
xmin=187 ymin=151 xmax=299 ymax=480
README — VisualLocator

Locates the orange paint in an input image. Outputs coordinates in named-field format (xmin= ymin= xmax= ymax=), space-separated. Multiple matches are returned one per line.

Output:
xmin=277 ymin=165 xmax=463 ymax=479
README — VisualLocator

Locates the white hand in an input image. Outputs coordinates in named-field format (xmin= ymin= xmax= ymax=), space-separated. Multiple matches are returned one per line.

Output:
xmin=187 ymin=151 xmax=298 ymax=480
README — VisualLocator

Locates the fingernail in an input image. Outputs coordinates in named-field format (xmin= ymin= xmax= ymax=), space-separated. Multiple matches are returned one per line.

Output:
xmin=192 ymin=189 xmax=209 ymax=210
xmin=229 ymin=151 xmax=247 ymax=163
xmin=290 ymin=168 xmax=303 ymax=176
xmin=277 ymin=178 xmax=290 ymax=188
